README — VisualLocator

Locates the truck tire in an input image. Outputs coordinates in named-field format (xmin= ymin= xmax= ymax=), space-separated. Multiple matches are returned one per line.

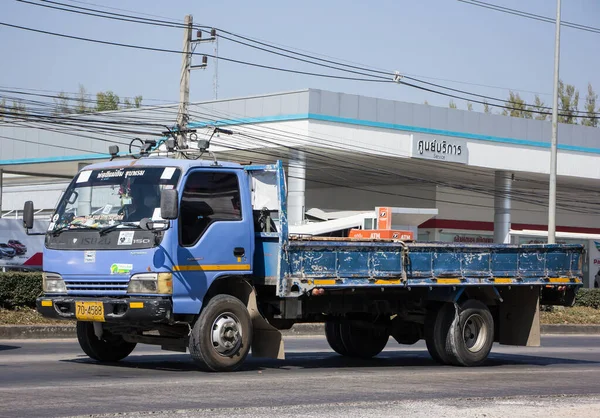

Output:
xmin=76 ymin=321 xmax=137 ymax=362
xmin=425 ymin=303 xmax=455 ymax=365
xmin=325 ymin=321 xmax=349 ymax=356
xmin=445 ymin=300 xmax=494 ymax=367
xmin=339 ymin=321 xmax=389 ymax=358
xmin=188 ymin=294 xmax=252 ymax=372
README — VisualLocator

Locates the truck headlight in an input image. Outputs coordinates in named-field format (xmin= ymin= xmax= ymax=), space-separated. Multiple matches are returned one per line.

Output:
xmin=127 ymin=273 xmax=172 ymax=294
xmin=42 ymin=272 xmax=67 ymax=293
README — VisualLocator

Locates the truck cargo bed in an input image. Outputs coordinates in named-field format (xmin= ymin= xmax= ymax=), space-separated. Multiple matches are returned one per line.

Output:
xmin=275 ymin=236 xmax=583 ymax=296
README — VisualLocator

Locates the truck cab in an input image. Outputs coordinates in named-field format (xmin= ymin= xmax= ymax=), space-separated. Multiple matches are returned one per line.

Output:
xmin=31 ymin=157 xmax=284 ymax=371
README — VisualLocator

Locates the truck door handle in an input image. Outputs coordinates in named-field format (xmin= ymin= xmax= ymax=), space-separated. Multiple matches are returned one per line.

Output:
xmin=234 ymin=247 xmax=245 ymax=257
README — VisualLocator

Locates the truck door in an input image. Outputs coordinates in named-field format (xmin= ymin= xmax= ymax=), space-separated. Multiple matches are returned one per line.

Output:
xmin=173 ymin=169 xmax=253 ymax=314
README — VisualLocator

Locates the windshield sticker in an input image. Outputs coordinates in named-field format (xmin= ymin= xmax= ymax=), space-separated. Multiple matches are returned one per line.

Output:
xmin=110 ymin=263 xmax=133 ymax=274
xmin=151 ymin=208 xmax=162 ymax=220
xmin=125 ymin=169 xmax=146 ymax=178
xmin=84 ymin=251 xmax=96 ymax=263
xmin=48 ymin=222 xmax=55 ymax=231
xmin=117 ymin=231 xmax=135 ymax=246
xmin=101 ymin=204 xmax=113 ymax=215
xmin=97 ymin=169 xmax=125 ymax=179
xmin=76 ymin=170 xmax=92 ymax=183
xmin=160 ymin=167 xmax=176 ymax=180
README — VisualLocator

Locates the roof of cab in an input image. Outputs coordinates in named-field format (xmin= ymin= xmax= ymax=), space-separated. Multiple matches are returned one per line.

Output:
xmin=81 ymin=157 xmax=244 ymax=172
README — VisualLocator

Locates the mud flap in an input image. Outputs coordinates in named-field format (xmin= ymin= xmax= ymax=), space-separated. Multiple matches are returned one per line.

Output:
xmin=246 ymin=288 xmax=285 ymax=359
xmin=498 ymin=286 xmax=541 ymax=347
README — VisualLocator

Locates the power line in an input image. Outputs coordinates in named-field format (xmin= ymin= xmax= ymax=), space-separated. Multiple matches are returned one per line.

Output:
xmin=0 ymin=21 xmax=393 ymax=83
xmin=5 ymin=20 xmax=597 ymax=119
xmin=187 ymin=106 xmax=600 ymax=214
xmin=18 ymin=1 xmax=597 ymax=116
xmin=61 ymin=0 xmax=185 ymax=22
xmin=18 ymin=1 xmax=574 ymax=110
xmin=6 ymin=94 xmax=596 ymax=212
xmin=4 ymin=99 xmax=600 ymax=215
xmin=16 ymin=0 xmax=189 ymax=29
xmin=214 ymin=31 xmax=596 ymax=116
xmin=3 ymin=87 xmax=599 ymax=205
xmin=41 ymin=0 xmax=556 ymax=98
xmin=457 ymin=0 xmax=600 ymax=34
xmin=187 ymin=103 xmax=600 ymax=197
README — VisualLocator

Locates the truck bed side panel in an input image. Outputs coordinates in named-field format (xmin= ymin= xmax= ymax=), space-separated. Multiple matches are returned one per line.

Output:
xmin=279 ymin=240 xmax=583 ymax=296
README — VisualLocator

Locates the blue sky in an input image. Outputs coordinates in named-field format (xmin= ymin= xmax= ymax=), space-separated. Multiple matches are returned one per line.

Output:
xmin=1 ymin=0 xmax=599 ymax=113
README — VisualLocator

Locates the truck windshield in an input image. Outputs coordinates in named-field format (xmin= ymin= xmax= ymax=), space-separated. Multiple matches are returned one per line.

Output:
xmin=51 ymin=166 xmax=181 ymax=232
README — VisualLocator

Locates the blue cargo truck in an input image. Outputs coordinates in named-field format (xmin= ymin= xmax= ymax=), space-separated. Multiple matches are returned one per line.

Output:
xmin=25 ymin=155 xmax=583 ymax=371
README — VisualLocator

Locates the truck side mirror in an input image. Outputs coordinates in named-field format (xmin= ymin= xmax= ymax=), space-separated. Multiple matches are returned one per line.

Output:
xmin=23 ymin=201 xmax=34 ymax=229
xmin=160 ymin=189 xmax=179 ymax=220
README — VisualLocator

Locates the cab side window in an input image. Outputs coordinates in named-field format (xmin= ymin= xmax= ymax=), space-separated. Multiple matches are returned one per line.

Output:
xmin=179 ymin=172 xmax=242 ymax=246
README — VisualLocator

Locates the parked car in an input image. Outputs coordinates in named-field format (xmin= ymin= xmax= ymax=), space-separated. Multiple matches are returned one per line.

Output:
xmin=0 ymin=243 xmax=17 ymax=258
xmin=7 ymin=239 xmax=27 ymax=255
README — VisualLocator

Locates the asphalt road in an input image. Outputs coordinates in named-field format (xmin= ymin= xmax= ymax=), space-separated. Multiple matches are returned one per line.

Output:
xmin=0 ymin=335 xmax=599 ymax=417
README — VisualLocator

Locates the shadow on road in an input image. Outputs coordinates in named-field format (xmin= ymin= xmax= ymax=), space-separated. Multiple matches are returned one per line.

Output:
xmin=0 ymin=344 xmax=21 ymax=352
xmin=59 ymin=349 xmax=600 ymax=373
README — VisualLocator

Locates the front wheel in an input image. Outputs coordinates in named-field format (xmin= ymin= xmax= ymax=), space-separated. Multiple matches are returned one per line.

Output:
xmin=76 ymin=321 xmax=137 ymax=362
xmin=188 ymin=294 xmax=253 ymax=372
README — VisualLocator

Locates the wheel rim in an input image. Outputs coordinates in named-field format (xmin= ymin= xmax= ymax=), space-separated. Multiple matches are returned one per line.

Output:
xmin=211 ymin=312 xmax=243 ymax=356
xmin=462 ymin=314 xmax=487 ymax=353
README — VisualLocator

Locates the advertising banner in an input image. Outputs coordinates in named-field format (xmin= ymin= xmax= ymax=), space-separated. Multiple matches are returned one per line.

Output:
xmin=588 ymin=240 xmax=600 ymax=288
xmin=0 ymin=219 xmax=49 ymax=270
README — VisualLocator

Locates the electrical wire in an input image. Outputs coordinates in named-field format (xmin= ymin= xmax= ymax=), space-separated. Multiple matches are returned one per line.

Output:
xmin=5 ymin=102 xmax=600 ymax=215
xmin=458 ymin=0 xmax=600 ymax=34
xmin=185 ymin=106 xmax=600 ymax=214
xmin=3 ymin=87 xmax=599 ymax=210
xmin=0 ymin=21 xmax=394 ymax=83
xmin=16 ymin=0 xmax=191 ymax=29
xmin=14 ymin=1 xmax=600 ymax=117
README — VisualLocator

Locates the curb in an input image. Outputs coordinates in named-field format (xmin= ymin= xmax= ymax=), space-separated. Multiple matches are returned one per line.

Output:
xmin=1 ymin=323 xmax=599 ymax=340
xmin=541 ymin=324 xmax=600 ymax=334
xmin=0 ymin=325 xmax=76 ymax=339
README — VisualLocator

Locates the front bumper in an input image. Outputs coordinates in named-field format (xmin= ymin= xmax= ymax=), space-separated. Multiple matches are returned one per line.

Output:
xmin=36 ymin=296 xmax=173 ymax=323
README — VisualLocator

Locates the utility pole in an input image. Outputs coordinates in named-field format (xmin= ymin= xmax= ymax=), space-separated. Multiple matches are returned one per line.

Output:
xmin=175 ymin=16 xmax=215 ymax=155
xmin=548 ymin=0 xmax=561 ymax=244
xmin=176 ymin=15 xmax=193 ymax=153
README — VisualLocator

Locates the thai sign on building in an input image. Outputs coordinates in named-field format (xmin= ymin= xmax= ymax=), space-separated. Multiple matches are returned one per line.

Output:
xmin=411 ymin=134 xmax=468 ymax=164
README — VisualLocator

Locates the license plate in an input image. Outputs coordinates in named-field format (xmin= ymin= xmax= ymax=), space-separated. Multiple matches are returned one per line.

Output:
xmin=75 ymin=301 xmax=105 ymax=322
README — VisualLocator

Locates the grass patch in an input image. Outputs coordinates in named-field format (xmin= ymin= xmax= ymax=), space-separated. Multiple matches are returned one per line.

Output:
xmin=540 ymin=306 xmax=600 ymax=325
xmin=0 ymin=307 xmax=68 ymax=326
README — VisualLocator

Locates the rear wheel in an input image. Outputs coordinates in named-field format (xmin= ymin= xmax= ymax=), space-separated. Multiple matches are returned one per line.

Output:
xmin=425 ymin=303 xmax=455 ymax=365
xmin=76 ymin=321 xmax=137 ymax=362
xmin=339 ymin=320 xmax=389 ymax=358
xmin=188 ymin=294 xmax=253 ymax=372
xmin=445 ymin=300 xmax=494 ymax=367
xmin=325 ymin=320 xmax=349 ymax=356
